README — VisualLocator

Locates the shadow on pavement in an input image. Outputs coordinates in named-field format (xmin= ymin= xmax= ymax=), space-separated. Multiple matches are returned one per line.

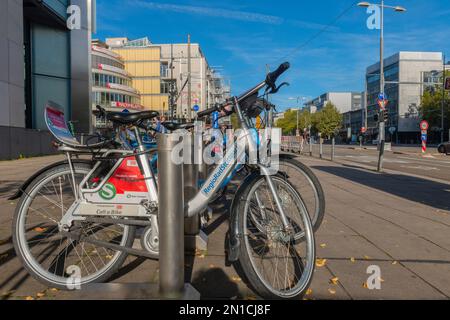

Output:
xmin=312 ymin=165 xmax=450 ymax=211
xmin=192 ymin=267 xmax=242 ymax=300
xmin=0 ymin=181 xmax=21 ymax=199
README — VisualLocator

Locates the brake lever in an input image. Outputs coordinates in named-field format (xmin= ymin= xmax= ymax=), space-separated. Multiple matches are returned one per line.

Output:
xmin=268 ymin=82 xmax=290 ymax=94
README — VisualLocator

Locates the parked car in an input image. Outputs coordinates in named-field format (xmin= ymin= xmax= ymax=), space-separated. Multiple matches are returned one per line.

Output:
xmin=438 ymin=142 xmax=450 ymax=155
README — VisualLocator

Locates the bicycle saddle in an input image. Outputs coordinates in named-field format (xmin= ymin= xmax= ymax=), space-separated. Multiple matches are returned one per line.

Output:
xmin=162 ymin=122 xmax=195 ymax=131
xmin=106 ymin=110 xmax=160 ymax=125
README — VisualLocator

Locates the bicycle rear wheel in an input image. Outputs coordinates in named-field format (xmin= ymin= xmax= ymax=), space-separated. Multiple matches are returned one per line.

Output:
xmin=276 ymin=156 xmax=325 ymax=231
xmin=12 ymin=163 xmax=135 ymax=290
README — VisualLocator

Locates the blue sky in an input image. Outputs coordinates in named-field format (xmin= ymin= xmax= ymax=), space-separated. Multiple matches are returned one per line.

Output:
xmin=95 ymin=0 xmax=450 ymax=110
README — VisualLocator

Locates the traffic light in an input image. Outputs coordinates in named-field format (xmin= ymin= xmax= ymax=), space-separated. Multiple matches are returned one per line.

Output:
xmin=373 ymin=113 xmax=379 ymax=122
xmin=384 ymin=111 xmax=389 ymax=122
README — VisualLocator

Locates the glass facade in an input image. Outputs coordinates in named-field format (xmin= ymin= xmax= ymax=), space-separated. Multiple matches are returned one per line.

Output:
xmin=29 ymin=23 xmax=71 ymax=130
xmin=93 ymin=92 xmax=140 ymax=106
xmin=92 ymin=55 xmax=124 ymax=69
xmin=366 ymin=62 xmax=399 ymax=131
xmin=92 ymin=73 xmax=132 ymax=87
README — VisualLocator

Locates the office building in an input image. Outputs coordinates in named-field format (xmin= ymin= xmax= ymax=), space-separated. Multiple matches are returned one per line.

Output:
xmin=107 ymin=37 xmax=169 ymax=114
xmin=305 ymin=92 xmax=362 ymax=114
xmin=91 ymin=40 xmax=143 ymax=128
xmin=107 ymin=37 xmax=230 ymax=120
xmin=0 ymin=0 xmax=94 ymax=160
xmin=365 ymin=51 xmax=444 ymax=143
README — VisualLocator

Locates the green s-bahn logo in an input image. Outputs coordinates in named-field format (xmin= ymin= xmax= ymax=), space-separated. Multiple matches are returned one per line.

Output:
xmin=99 ymin=183 xmax=117 ymax=200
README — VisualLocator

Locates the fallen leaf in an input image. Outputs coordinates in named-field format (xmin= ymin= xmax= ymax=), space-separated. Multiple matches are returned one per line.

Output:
xmin=362 ymin=282 xmax=369 ymax=289
xmin=328 ymin=288 xmax=336 ymax=295
xmin=33 ymin=227 xmax=47 ymax=233
xmin=320 ymin=243 xmax=327 ymax=248
xmin=363 ymin=255 xmax=370 ymax=260
xmin=379 ymin=277 xmax=385 ymax=283
xmin=25 ymin=296 xmax=34 ymax=300
xmin=330 ymin=277 xmax=339 ymax=285
xmin=209 ymin=264 xmax=215 ymax=268
xmin=392 ymin=261 xmax=398 ymax=265
xmin=245 ymin=296 xmax=257 ymax=300
xmin=50 ymin=288 xmax=59 ymax=292
xmin=36 ymin=292 xmax=45 ymax=298
xmin=305 ymin=288 xmax=313 ymax=296
xmin=231 ymin=276 xmax=242 ymax=282
xmin=105 ymin=255 xmax=113 ymax=260
xmin=350 ymin=257 xmax=356 ymax=263
xmin=315 ymin=258 xmax=327 ymax=268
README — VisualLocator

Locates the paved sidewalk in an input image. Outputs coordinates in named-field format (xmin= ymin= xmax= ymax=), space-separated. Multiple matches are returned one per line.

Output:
xmin=0 ymin=155 xmax=449 ymax=300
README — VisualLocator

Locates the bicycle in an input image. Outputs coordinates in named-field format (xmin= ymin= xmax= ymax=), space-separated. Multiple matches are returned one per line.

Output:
xmin=10 ymin=62 xmax=316 ymax=299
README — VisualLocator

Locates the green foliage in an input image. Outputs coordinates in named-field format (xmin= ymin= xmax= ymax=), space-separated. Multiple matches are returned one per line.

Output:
xmin=419 ymin=88 xmax=450 ymax=130
xmin=314 ymin=102 xmax=342 ymax=138
xmin=275 ymin=103 xmax=342 ymax=137
xmin=275 ymin=109 xmax=298 ymax=135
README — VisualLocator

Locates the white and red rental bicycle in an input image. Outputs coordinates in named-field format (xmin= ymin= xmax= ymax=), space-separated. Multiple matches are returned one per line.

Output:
xmin=10 ymin=62 xmax=316 ymax=299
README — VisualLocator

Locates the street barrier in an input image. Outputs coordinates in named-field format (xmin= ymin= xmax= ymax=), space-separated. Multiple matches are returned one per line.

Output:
xmin=281 ymin=135 xmax=336 ymax=162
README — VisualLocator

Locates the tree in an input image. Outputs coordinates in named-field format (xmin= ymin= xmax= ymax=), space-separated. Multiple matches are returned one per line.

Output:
xmin=275 ymin=109 xmax=298 ymax=135
xmin=419 ymin=89 xmax=450 ymax=131
xmin=314 ymin=102 xmax=342 ymax=139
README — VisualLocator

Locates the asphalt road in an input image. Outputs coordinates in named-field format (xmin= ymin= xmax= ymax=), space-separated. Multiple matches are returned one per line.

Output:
xmin=303 ymin=144 xmax=450 ymax=182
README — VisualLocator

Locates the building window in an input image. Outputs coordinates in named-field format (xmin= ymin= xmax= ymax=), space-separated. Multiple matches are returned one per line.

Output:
xmin=161 ymin=63 xmax=169 ymax=77
xmin=161 ymin=81 xmax=170 ymax=94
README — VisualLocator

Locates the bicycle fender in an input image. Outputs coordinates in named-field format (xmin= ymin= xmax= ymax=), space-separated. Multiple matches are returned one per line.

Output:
xmin=7 ymin=159 xmax=93 ymax=200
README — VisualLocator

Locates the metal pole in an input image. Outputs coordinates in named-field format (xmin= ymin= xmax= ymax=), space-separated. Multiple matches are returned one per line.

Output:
xmin=332 ymin=137 xmax=335 ymax=161
xmin=157 ymin=133 xmax=185 ymax=299
xmin=184 ymin=132 xmax=200 ymax=246
xmin=377 ymin=0 xmax=386 ymax=172
xmin=309 ymin=126 xmax=312 ymax=157
xmin=187 ymin=34 xmax=192 ymax=122
xmin=442 ymin=54 xmax=446 ymax=144
xmin=296 ymin=97 xmax=300 ymax=136
xmin=319 ymin=133 xmax=323 ymax=159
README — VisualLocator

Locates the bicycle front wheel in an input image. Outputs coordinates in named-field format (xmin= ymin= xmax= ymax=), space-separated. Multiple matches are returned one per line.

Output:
xmin=235 ymin=174 xmax=316 ymax=299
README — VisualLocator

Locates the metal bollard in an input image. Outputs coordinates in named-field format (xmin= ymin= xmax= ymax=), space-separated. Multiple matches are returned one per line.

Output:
xmin=184 ymin=133 xmax=199 ymax=237
xmin=319 ymin=134 xmax=323 ymax=159
xmin=184 ymin=128 xmax=208 ymax=251
xmin=331 ymin=138 xmax=335 ymax=161
xmin=157 ymin=133 xmax=185 ymax=299
xmin=309 ymin=136 xmax=313 ymax=157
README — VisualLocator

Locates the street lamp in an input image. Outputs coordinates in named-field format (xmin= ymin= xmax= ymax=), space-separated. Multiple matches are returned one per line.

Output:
xmin=358 ymin=1 xmax=406 ymax=172
xmin=289 ymin=97 xmax=307 ymax=136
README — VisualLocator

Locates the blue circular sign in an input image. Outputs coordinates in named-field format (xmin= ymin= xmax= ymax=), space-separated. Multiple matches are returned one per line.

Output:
xmin=193 ymin=105 xmax=200 ymax=112
xmin=378 ymin=93 xmax=388 ymax=101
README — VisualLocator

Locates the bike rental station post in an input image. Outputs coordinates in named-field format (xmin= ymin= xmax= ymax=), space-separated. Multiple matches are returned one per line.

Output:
xmin=157 ymin=133 xmax=200 ymax=299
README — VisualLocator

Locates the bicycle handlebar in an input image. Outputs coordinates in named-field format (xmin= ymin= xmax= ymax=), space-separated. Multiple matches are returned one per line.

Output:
xmin=197 ymin=105 xmax=220 ymax=118
xmin=197 ymin=62 xmax=290 ymax=119
xmin=266 ymin=62 xmax=290 ymax=90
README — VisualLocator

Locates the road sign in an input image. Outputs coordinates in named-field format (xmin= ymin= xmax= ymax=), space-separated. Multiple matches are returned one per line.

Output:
xmin=420 ymin=126 xmax=428 ymax=154
xmin=361 ymin=127 xmax=367 ymax=133
xmin=420 ymin=120 xmax=429 ymax=131
xmin=378 ymin=93 xmax=388 ymax=100
xmin=421 ymin=133 xmax=427 ymax=142
xmin=193 ymin=105 xmax=200 ymax=112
